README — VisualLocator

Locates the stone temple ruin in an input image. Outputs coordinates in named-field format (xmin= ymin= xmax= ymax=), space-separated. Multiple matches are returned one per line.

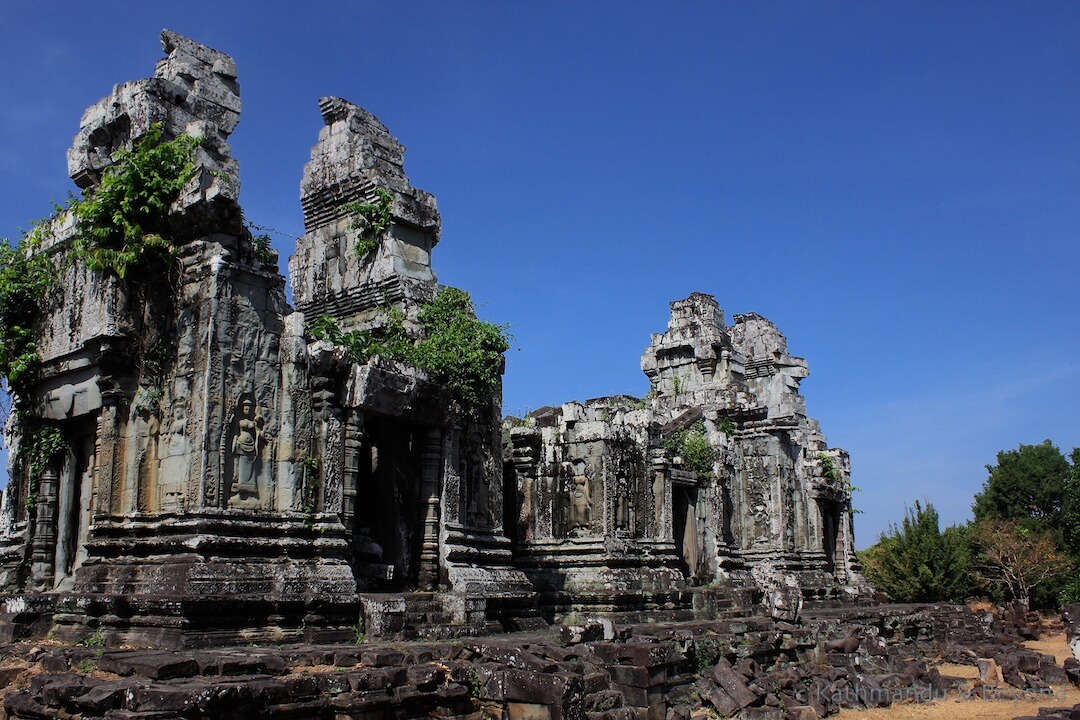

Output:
xmin=0 ymin=32 xmax=865 ymax=647
xmin=506 ymin=293 xmax=863 ymax=619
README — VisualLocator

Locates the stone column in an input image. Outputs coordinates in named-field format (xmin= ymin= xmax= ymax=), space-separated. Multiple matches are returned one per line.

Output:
xmin=53 ymin=454 xmax=76 ymax=582
xmin=95 ymin=403 xmax=120 ymax=515
xmin=29 ymin=463 xmax=60 ymax=591
xmin=417 ymin=427 xmax=442 ymax=590
xmin=341 ymin=413 xmax=363 ymax=529
xmin=510 ymin=427 xmax=539 ymax=542
xmin=649 ymin=446 xmax=669 ymax=539
xmin=323 ymin=415 xmax=344 ymax=515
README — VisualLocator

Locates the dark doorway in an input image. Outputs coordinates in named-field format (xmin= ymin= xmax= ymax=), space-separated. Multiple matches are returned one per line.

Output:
xmin=672 ymin=485 xmax=700 ymax=583
xmin=819 ymin=499 xmax=840 ymax=575
xmin=354 ymin=417 xmax=423 ymax=589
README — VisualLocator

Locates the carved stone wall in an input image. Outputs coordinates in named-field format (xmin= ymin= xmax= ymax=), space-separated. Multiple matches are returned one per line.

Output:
xmin=510 ymin=292 xmax=868 ymax=613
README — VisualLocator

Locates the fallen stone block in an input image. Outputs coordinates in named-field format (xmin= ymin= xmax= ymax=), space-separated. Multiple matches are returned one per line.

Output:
xmin=712 ymin=659 xmax=758 ymax=709
xmin=70 ymin=680 xmax=133 ymax=714
xmin=703 ymin=685 xmax=739 ymax=717
xmin=360 ymin=648 xmax=406 ymax=666
xmin=978 ymin=657 xmax=1003 ymax=685
xmin=503 ymin=668 xmax=583 ymax=706
xmin=127 ymin=684 xmax=204 ymax=714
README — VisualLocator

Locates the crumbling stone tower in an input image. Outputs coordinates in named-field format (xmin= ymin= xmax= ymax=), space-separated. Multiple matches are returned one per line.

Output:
xmin=643 ymin=294 xmax=861 ymax=595
xmin=507 ymin=293 xmax=865 ymax=617
xmin=0 ymin=31 xmax=527 ymax=646
xmin=289 ymin=96 xmax=530 ymax=603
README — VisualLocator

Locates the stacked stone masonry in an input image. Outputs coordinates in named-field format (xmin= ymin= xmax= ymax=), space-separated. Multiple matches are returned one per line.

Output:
xmin=0 ymin=603 xmax=1065 ymax=720
xmin=0 ymin=31 xmax=865 ymax=647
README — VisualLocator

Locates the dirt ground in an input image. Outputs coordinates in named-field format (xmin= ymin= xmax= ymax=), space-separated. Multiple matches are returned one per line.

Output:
xmin=834 ymin=626 xmax=1074 ymax=720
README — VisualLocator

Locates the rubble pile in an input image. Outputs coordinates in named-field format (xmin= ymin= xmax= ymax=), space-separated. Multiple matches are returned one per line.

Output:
xmin=0 ymin=603 xmax=1065 ymax=720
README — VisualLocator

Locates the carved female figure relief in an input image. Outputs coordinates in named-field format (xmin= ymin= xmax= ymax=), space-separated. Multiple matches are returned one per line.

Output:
xmin=228 ymin=394 xmax=268 ymax=509
xmin=569 ymin=460 xmax=591 ymax=536
xmin=157 ymin=404 xmax=191 ymax=511
xmin=615 ymin=475 xmax=631 ymax=532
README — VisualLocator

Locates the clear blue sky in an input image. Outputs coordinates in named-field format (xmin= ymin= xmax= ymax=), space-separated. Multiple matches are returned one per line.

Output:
xmin=1 ymin=2 xmax=1077 ymax=548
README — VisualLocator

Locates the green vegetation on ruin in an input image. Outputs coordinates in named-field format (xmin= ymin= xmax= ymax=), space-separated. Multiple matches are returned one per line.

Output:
xmin=344 ymin=188 xmax=394 ymax=259
xmin=308 ymin=287 xmax=510 ymax=417
xmin=72 ymin=123 xmax=199 ymax=279
xmin=0 ymin=224 xmax=58 ymax=395
xmin=665 ymin=422 xmax=716 ymax=478
xmin=22 ymin=423 xmax=66 ymax=511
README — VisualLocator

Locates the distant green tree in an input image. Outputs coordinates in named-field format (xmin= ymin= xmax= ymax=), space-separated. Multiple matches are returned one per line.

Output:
xmin=860 ymin=500 xmax=974 ymax=603
xmin=1062 ymin=447 xmax=1080 ymax=555
xmin=972 ymin=440 xmax=1070 ymax=534
xmin=1055 ymin=448 xmax=1080 ymax=606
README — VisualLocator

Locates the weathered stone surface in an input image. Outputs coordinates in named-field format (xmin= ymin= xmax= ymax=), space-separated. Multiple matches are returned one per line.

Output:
xmin=0 ymin=29 xmax=527 ymax=645
xmin=0 ymin=27 xmax=874 ymax=653
xmin=506 ymin=292 xmax=868 ymax=620
xmin=96 ymin=653 xmax=199 ymax=680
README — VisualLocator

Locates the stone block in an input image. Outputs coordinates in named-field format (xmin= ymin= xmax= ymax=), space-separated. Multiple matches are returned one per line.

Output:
xmin=585 ymin=690 xmax=623 ymax=712
xmin=406 ymin=663 xmax=444 ymax=689
xmin=348 ymin=666 xmax=406 ymax=692
xmin=704 ymin=686 xmax=739 ymax=716
xmin=825 ymin=653 xmax=859 ymax=668
xmin=0 ymin=662 xmax=30 ymax=687
xmin=978 ymin=657 xmax=1003 ymax=685
xmin=128 ymin=684 xmax=203 ymax=713
xmin=609 ymin=665 xmax=650 ymax=688
xmin=39 ymin=654 xmax=69 ymax=673
xmin=712 ymin=659 xmax=758 ymax=709
xmin=1016 ymin=652 xmax=1043 ymax=674
xmin=71 ymin=681 xmax=132 ymax=713
xmin=97 ymin=652 xmax=199 ymax=680
xmin=503 ymin=669 xmax=582 ymax=707
xmin=617 ymin=645 xmax=670 ymax=668
xmin=615 ymin=683 xmax=648 ymax=707
xmin=360 ymin=648 xmax=406 ymax=667
xmin=584 ymin=672 xmax=610 ymax=695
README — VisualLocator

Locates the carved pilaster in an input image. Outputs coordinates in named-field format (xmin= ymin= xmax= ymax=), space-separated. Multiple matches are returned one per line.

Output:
xmin=341 ymin=412 xmax=363 ymax=529
xmin=649 ymin=446 xmax=669 ymax=540
xmin=95 ymin=403 xmax=120 ymax=515
xmin=29 ymin=463 xmax=60 ymax=591
xmin=510 ymin=427 xmax=539 ymax=542
xmin=323 ymin=415 xmax=344 ymax=515
xmin=418 ymin=427 xmax=442 ymax=590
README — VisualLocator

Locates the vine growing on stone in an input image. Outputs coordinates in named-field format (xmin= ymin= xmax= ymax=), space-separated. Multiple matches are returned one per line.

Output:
xmin=817 ymin=451 xmax=862 ymax=512
xmin=664 ymin=422 xmax=715 ymax=478
xmin=0 ymin=225 xmax=58 ymax=397
xmin=343 ymin=188 xmax=393 ymax=259
xmin=308 ymin=287 xmax=509 ymax=417
xmin=816 ymin=452 xmax=842 ymax=484
xmin=72 ymin=123 xmax=199 ymax=279
xmin=22 ymin=423 xmax=66 ymax=511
